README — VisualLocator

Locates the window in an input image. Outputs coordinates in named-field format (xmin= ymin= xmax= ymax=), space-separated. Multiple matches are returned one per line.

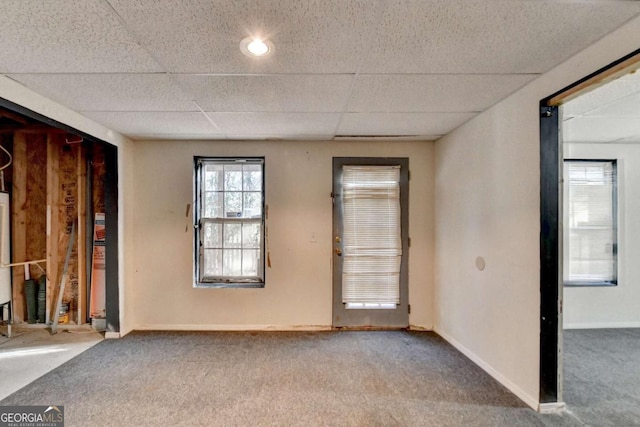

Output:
xmin=194 ymin=157 xmax=265 ymax=287
xmin=563 ymin=159 xmax=617 ymax=286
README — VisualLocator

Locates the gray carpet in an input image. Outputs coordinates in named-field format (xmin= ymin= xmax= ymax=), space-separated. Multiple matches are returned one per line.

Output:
xmin=564 ymin=328 xmax=640 ymax=426
xmin=1 ymin=331 xmax=580 ymax=426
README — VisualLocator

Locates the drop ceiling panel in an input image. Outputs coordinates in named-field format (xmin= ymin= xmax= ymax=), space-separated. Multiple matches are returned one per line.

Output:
xmin=107 ymin=0 xmax=379 ymax=73
xmin=174 ymin=74 xmax=354 ymax=112
xmin=337 ymin=112 xmax=477 ymax=136
xmin=563 ymin=116 xmax=640 ymax=144
xmin=205 ymin=112 xmax=341 ymax=136
xmin=582 ymin=93 xmax=640 ymax=118
xmin=81 ymin=111 xmax=221 ymax=138
xmin=8 ymin=74 xmax=197 ymax=112
xmin=348 ymin=74 xmax=537 ymax=113
xmin=0 ymin=0 xmax=162 ymax=73
xmin=563 ymin=72 xmax=640 ymax=118
xmin=360 ymin=0 xmax=640 ymax=74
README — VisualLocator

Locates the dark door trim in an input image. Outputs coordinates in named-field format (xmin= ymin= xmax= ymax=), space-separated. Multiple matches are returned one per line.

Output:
xmin=539 ymin=104 xmax=560 ymax=403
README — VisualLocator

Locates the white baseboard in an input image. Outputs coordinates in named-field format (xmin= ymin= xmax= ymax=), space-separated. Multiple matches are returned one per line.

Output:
xmin=104 ymin=331 xmax=121 ymax=339
xmin=564 ymin=321 xmax=640 ymax=329
xmin=538 ymin=402 xmax=566 ymax=414
xmin=134 ymin=324 xmax=333 ymax=332
xmin=434 ymin=327 xmax=539 ymax=410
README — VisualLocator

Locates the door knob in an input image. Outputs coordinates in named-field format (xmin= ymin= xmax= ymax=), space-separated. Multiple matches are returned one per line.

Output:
xmin=335 ymin=248 xmax=342 ymax=256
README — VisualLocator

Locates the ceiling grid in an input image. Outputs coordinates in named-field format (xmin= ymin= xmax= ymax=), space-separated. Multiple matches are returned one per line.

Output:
xmin=1 ymin=0 xmax=639 ymax=140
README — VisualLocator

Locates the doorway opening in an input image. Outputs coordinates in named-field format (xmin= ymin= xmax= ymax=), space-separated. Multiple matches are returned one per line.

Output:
xmin=332 ymin=157 xmax=409 ymax=328
xmin=0 ymin=97 xmax=119 ymax=336
xmin=539 ymin=49 xmax=640 ymax=415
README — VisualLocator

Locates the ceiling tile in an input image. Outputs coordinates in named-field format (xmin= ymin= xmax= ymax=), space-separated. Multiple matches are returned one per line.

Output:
xmin=205 ymin=112 xmax=341 ymax=137
xmin=360 ymin=0 xmax=640 ymax=74
xmin=563 ymin=116 xmax=640 ymax=144
xmin=81 ymin=111 xmax=221 ymax=138
xmin=0 ymin=0 xmax=162 ymax=73
xmin=107 ymin=0 xmax=380 ymax=73
xmin=174 ymin=74 xmax=354 ymax=112
xmin=337 ymin=112 xmax=477 ymax=136
xmin=348 ymin=74 xmax=537 ymax=113
xmin=563 ymin=72 xmax=640 ymax=118
xmin=8 ymin=74 xmax=197 ymax=112
xmin=582 ymin=93 xmax=640 ymax=119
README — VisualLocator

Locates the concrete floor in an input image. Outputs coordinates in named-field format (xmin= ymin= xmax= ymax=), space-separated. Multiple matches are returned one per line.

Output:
xmin=0 ymin=326 xmax=102 ymax=400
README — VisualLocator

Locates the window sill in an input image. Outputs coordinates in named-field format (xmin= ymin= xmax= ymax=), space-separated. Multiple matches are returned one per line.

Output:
xmin=563 ymin=281 xmax=617 ymax=287
xmin=194 ymin=282 xmax=265 ymax=289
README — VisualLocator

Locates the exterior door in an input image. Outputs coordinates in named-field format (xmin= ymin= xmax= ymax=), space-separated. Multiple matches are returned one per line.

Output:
xmin=332 ymin=157 xmax=409 ymax=328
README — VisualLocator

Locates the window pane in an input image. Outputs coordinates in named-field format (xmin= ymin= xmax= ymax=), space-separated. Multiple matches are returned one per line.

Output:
xmin=564 ymin=160 xmax=616 ymax=285
xmin=243 ymin=165 xmax=262 ymax=191
xmin=196 ymin=158 xmax=265 ymax=285
xmin=203 ymin=192 xmax=223 ymax=218
xmin=242 ymin=223 xmax=261 ymax=248
xmin=204 ymin=164 xmax=223 ymax=191
xmin=243 ymin=192 xmax=262 ymax=218
xmin=223 ymin=249 xmax=242 ymax=276
xmin=203 ymin=249 xmax=222 ymax=277
xmin=224 ymin=165 xmax=242 ymax=191
xmin=223 ymin=223 xmax=242 ymax=248
xmin=225 ymin=192 xmax=242 ymax=217
xmin=242 ymin=249 xmax=259 ymax=276
xmin=203 ymin=222 xmax=222 ymax=248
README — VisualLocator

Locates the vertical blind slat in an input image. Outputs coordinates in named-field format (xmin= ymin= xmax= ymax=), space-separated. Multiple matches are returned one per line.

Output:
xmin=342 ymin=165 xmax=402 ymax=304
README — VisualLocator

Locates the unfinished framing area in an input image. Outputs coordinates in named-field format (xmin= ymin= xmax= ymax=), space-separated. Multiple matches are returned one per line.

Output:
xmin=0 ymin=102 xmax=118 ymax=332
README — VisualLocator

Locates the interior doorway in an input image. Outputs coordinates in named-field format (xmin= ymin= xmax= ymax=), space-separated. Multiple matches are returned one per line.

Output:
xmin=539 ymin=49 xmax=640 ymax=411
xmin=332 ymin=157 xmax=409 ymax=328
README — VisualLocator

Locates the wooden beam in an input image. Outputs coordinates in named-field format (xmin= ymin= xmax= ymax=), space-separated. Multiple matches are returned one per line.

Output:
xmin=11 ymin=132 xmax=27 ymax=322
xmin=76 ymin=143 xmax=87 ymax=325
xmin=46 ymin=133 xmax=60 ymax=324
xmin=0 ymin=108 xmax=28 ymax=125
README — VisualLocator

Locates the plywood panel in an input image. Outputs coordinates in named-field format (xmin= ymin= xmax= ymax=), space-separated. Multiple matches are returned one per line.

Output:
xmin=25 ymin=134 xmax=47 ymax=280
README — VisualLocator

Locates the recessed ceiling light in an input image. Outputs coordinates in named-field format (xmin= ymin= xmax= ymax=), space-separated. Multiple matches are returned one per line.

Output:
xmin=240 ymin=36 xmax=273 ymax=57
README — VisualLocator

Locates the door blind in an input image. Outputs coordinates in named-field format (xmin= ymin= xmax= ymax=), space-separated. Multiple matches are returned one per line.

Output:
xmin=341 ymin=165 xmax=402 ymax=304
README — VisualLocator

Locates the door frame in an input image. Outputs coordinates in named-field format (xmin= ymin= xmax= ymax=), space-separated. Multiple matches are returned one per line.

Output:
xmin=332 ymin=157 xmax=410 ymax=328
xmin=539 ymin=48 xmax=640 ymax=405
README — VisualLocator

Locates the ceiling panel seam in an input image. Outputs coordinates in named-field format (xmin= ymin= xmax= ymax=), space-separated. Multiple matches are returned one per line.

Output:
xmin=101 ymin=0 xmax=170 ymax=74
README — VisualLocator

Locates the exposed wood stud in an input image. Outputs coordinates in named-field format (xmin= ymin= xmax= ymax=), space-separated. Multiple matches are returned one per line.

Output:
xmin=10 ymin=131 xmax=27 ymax=322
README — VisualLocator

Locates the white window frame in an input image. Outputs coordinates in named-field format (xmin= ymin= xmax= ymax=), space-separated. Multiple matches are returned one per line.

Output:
xmin=563 ymin=159 xmax=617 ymax=287
xmin=194 ymin=157 xmax=265 ymax=288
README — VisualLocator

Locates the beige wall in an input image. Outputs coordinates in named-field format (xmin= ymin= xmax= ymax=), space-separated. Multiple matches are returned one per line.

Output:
xmin=130 ymin=140 xmax=434 ymax=330
xmin=434 ymin=16 xmax=640 ymax=409
xmin=564 ymin=143 xmax=640 ymax=329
